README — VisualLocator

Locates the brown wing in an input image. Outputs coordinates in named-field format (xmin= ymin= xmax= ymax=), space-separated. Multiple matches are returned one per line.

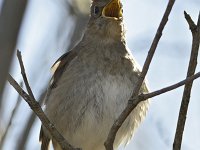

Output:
xmin=50 ymin=50 xmax=78 ymax=88
xmin=39 ymin=50 xmax=78 ymax=150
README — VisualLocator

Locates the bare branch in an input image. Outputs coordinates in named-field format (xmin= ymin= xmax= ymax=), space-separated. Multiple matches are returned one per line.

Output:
xmin=173 ymin=11 xmax=200 ymax=150
xmin=133 ymin=72 xmax=200 ymax=102
xmin=184 ymin=11 xmax=198 ymax=32
xmin=104 ymin=71 xmax=200 ymax=149
xmin=17 ymin=50 xmax=35 ymax=100
xmin=105 ymin=0 xmax=176 ymax=149
xmin=7 ymin=75 xmax=80 ymax=150
xmin=7 ymin=51 xmax=81 ymax=150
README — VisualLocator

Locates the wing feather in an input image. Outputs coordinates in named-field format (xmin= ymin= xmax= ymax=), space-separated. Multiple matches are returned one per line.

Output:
xmin=40 ymin=50 xmax=78 ymax=149
xmin=50 ymin=50 xmax=78 ymax=88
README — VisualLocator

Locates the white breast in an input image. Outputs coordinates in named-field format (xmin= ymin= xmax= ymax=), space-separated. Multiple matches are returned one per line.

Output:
xmin=46 ymin=68 xmax=149 ymax=150
xmin=45 ymin=43 xmax=149 ymax=150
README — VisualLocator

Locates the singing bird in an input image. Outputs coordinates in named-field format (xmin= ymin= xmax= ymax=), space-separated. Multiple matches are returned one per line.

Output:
xmin=40 ymin=0 xmax=149 ymax=149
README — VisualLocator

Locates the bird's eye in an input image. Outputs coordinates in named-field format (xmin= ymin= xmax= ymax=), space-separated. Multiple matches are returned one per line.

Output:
xmin=94 ymin=6 xmax=100 ymax=15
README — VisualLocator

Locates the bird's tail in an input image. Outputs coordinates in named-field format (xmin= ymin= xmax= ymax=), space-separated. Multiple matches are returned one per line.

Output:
xmin=39 ymin=126 xmax=50 ymax=150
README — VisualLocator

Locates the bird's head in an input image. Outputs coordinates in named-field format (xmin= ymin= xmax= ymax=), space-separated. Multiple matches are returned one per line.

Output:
xmin=92 ymin=0 xmax=123 ymax=19
xmin=84 ymin=0 xmax=125 ymax=43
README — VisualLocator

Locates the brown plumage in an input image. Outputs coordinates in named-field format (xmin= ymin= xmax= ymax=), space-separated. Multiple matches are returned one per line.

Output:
xmin=40 ymin=0 xmax=149 ymax=150
xmin=39 ymin=127 xmax=50 ymax=150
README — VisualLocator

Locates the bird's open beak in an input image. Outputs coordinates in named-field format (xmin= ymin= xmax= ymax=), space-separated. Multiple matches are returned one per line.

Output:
xmin=102 ymin=0 xmax=122 ymax=19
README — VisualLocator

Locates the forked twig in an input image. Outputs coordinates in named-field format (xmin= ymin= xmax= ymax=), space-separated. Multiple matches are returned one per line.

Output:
xmin=173 ymin=11 xmax=200 ymax=150
xmin=7 ymin=51 xmax=81 ymax=150
xmin=136 ymin=72 xmax=200 ymax=101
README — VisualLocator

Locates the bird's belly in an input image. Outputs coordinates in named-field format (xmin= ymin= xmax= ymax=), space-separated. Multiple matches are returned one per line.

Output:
xmin=46 ymin=69 xmax=149 ymax=150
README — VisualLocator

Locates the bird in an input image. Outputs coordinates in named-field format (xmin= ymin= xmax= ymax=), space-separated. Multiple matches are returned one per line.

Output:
xmin=39 ymin=0 xmax=149 ymax=150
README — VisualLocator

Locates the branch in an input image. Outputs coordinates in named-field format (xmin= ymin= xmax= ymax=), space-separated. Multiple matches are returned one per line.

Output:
xmin=173 ymin=11 xmax=200 ymax=150
xmin=133 ymin=72 xmax=200 ymax=102
xmin=104 ymin=70 xmax=200 ymax=149
xmin=17 ymin=50 xmax=35 ymax=100
xmin=105 ymin=0 xmax=176 ymax=149
xmin=7 ymin=52 xmax=81 ymax=150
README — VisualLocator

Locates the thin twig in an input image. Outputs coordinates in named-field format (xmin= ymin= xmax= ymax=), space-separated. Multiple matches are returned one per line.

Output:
xmin=133 ymin=72 xmax=200 ymax=102
xmin=0 ymin=83 xmax=22 ymax=150
xmin=104 ymin=0 xmax=176 ymax=149
xmin=17 ymin=50 xmax=35 ymax=100
xmin=184 ymin=11 xmax=198 ymax=32
xmin=173 ymin=11 xmax=200 ymax=150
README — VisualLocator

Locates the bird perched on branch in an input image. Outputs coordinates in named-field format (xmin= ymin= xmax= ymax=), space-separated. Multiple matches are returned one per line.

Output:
xmin=40 ymin=0 xmax=149 ymax=149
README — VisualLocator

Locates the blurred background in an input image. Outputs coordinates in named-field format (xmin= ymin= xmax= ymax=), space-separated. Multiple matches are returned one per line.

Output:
xmin=0 ymin=0 xmax=199 ymax=150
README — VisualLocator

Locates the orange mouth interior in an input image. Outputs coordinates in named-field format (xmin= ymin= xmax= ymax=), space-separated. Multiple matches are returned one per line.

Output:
xmin=102 ymin=0 xmax=122 ymax=18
